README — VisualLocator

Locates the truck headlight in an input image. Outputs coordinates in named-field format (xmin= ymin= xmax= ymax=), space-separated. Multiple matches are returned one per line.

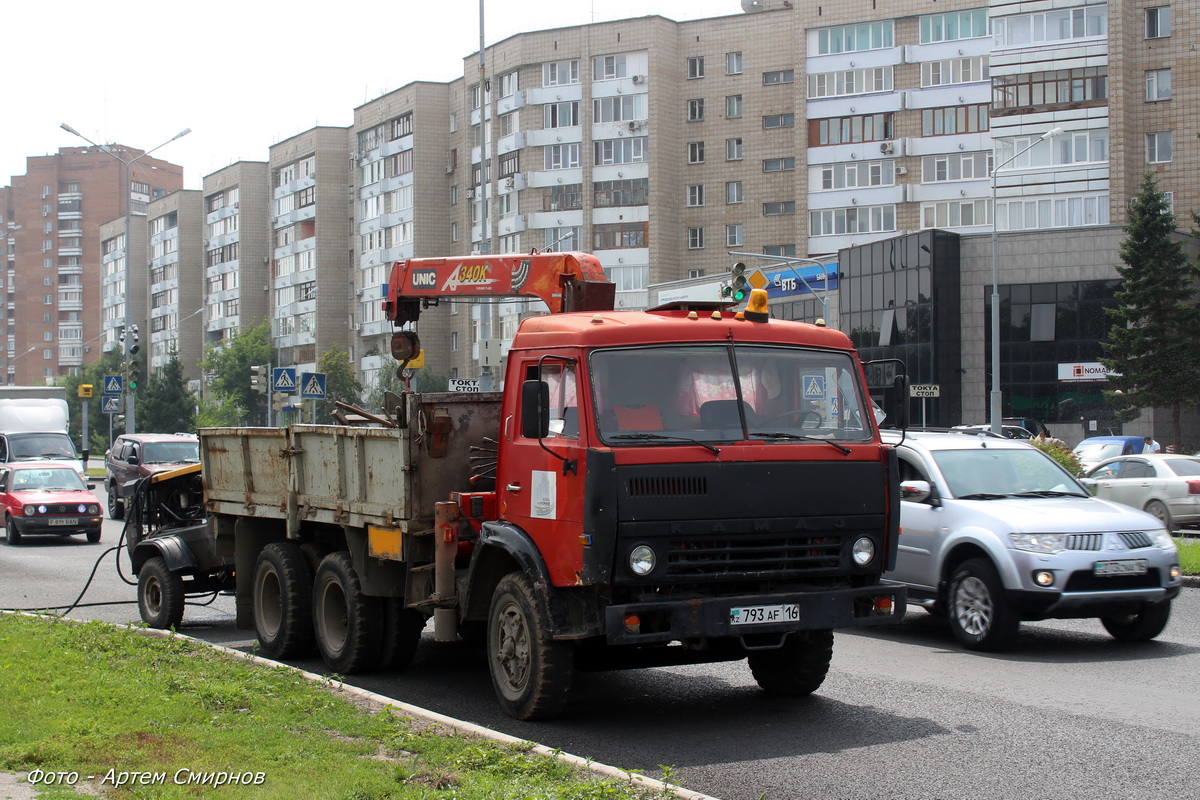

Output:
xmin=628 ymin=545 xmax=656 ymax=576
xmin=852 ymin=537 xmax=875 ymax=566
xmin=1009 ymin=533 xmax=1067 ymax=553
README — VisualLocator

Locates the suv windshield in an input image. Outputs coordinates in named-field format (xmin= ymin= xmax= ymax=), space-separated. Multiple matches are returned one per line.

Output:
xmin=590 ymin=344 xmax=874 ymax=445
xmin=932 ymin=448 xmax=1087 ymax=499
xmin=141 ymin=441 xmax=200 ymax=463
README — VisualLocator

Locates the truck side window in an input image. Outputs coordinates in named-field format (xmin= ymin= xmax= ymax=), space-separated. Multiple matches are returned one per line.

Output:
xmin=540 ymin=363 xmax=578 ymax=439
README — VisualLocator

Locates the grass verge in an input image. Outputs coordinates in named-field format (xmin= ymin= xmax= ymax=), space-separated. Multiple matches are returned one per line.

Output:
xmin=1177 ymin=535 xmax=1200 ymax=575
xmin=0 ymin=614 xmax=673 ymax=800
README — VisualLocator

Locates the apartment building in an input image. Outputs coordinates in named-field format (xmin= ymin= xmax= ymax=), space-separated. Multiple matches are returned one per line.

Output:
xmin=145 ymin=190 xmax=205 ymax=380
xmin=202 ymin=163 xmax=272 ymax=354
xmin=267 ymin=128 xmax=352 ymax=374
xmin=2 ymin=146 xmax=183 ymax=385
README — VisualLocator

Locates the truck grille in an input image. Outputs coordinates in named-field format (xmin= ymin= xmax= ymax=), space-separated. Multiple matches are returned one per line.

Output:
xmin=627 ymin=475 xmax=707 ymax=497
xmin=665 ymin=533 xmax=843 ymax=578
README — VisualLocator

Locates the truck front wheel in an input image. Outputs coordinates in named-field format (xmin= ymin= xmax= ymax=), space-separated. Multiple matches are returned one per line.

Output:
xmin=748 ymin=629 xmax=834 ymax=696
xmin=138 ymin=556 xmax=184 ymax=629
xmin=253 ymin=542 xmax=315 ymax=659
xmin=487 ymin=572 xmax=574 ymax=720
xmin=313 ymin=552 xmax=382 ymax=674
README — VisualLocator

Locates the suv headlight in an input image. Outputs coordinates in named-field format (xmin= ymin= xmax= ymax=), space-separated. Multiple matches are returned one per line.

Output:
xmin=1009 ymin=533 xmax=1067 ymax=554
xmin=1148 ymin=529 xmax=1176 ymax=550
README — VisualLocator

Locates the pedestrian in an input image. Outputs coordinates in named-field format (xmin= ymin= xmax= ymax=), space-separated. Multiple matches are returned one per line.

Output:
xmin=1143 ymin=435 xmax=1161 ymax=453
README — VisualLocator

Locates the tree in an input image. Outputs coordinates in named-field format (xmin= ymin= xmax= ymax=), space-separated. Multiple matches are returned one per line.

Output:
xmin=137 ymin=354 xmax=197 ymax=434
xmin=199 ymin=322 xmax=275 ymax=426
xmin=315 ymin=344 xmax=362 ymax=423
xmin=1101 ymin=172 xmax=1200 ymax=450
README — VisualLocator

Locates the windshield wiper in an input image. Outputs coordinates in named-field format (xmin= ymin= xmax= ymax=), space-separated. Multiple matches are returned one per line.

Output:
xmin=608 ymin=433 xmax=720 ymax=455
xmin=749 ymin=432 xmax=852 ymax=455
xmin=957 ymin=492 xmax=1010 ymax=500
xmin=1010 ymin=490 xmax=1087 ymax=498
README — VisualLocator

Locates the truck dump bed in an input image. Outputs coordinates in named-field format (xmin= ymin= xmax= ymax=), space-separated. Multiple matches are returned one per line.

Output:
xmin=200 ymin=392 xmax=502 ymax=536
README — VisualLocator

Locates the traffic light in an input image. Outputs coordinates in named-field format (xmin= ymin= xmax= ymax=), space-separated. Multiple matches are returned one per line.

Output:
xmin=251 ymin=365 xmax=269 ymax=394
xmin=129 ymin=324 xmax=140 ymax=356
xmin=730 ymin=262 xmax=749 ymax=302
xmin=128 ymin=358 xmax=140 ymax=390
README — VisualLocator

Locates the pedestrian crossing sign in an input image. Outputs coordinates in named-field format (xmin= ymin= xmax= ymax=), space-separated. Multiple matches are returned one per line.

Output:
xmin=803 ymin=376 xmax=826 ymax=399
xmin=103 ymin=375 xmax=123 ymax=394
xmin=300 ymin=372 xmax=327 ymax=399
xmin=273 ymin=367 xmax=297 ymax=393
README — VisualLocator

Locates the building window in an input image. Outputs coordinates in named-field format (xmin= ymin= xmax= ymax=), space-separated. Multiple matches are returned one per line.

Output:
xmin=545 ymin=101 xmax=580 ymax=128
xmin=594 ymin=223 xmax=648 ymax=250
xmin=763 ymin=69 xmax=795 ymax=85
xmin=451 ymin=222 xmax=459 ymax=242
xmin=593 ymin=54 xmax=628 ymax=81
xmin=726 ymin=51 xmax=743 ymax=75
xmin=816 ymin=21 xmax=894 ymax=54
xmin=726 ymin=181 xmax=744 ymax=204
xmin=687 ymin=185 xmax=705 ymax=207
xmin=813 ymin=113 xmax=893 ymax=144
xmin=763 ymin=201 xmax=796 ymax=216
xmin=919 ymin=199 xmax=990 ymax=228
xmin=726 ymin=138 xmax=743 ymax=161
xmin=1146 ymin=132 xmax=1172 ymax=163
xmin=921 ymin=104 xmax=989 ymax=136
xmin=992 ymin=68 xmax=1107 ymax=111
xmin=594 ymin=179 xmax=649 ymax=207
xmin=687 ymin=56 xmax=705 ymax=79
xmin=726 ymin=224 xmax=743 ymax=247
xmin=688 ymin=142 xmax=705 ymax=164
xmin=763 ymin=245 xmax=797 ymax=258
xmin=451 ymin=332 xmax=459 ymax=351
xmin=762 ymin=114 xmax=796 ymax=129
xmin=594 ymin=138 xmax=647 ymax=165
xmin=544 ymin=59 xmax=580 ymax=86
xmin=1146 ymin=69 xmax=1171 ymax=101
xmin=921 ymin=57 xmax=990 ymax=87
xmin=810 ymin=205 xmax=897 ymax=235
xmin=763 ymin=157 xmax=796 ymax=172
xmin=993 ymin=6 xmax=1107 ymax=47
xmin=688 ymin=227 xmax=705 ymax=249
xmin=544 ymin=143 xmax=581 ymax=170
xmin=920 ymin=9 xmax=989 ymax=43
xmin=920 ymin=152 xmax=990 ymax=183
xmin=809 ymin=66 xmax=894 ymax=98
xmin=688 ymin=99 xmax=705 ymax=121
xmin=1145 ymin=6 xmax=1171 ymax=38
xmin=726 ymin=95 xmax=743 ymax=118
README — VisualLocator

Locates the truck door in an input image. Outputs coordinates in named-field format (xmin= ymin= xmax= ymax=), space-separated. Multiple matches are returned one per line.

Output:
xmin=500 ymin=360 xmax=588 ymax=582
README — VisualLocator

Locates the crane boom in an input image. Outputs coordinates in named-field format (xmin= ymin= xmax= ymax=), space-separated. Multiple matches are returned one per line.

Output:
xmin=383 ymin=251 xmax=615 ymax=326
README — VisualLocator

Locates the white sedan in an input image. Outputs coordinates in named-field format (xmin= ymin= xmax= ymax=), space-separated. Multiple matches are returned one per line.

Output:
xmin=1082 ymin=454 xmax=1200 ymax=531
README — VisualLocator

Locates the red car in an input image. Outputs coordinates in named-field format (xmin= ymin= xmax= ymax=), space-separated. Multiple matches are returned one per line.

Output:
xmin=2 ymin=462 xmax=102 ymax=545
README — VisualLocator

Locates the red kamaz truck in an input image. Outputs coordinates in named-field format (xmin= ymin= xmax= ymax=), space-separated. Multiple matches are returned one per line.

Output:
xmin=177 ymin=251 xmax=906 ymax=720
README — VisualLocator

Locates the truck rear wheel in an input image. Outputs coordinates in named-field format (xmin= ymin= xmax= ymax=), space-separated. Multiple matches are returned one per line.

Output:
xmin=748 ymin=629 xmax=834 ymax=696
xmin=138 ymin=556 xmax=184 ymax=630
xmin=377 ymin=598 xmax=427 ymax=671
xmin=253 ymin=542 xmax=315 ymax=659
xmin=487 ymin=572 xmax=574 ymax=720
xmin=313 ymin=551 xmax=382 ymax=674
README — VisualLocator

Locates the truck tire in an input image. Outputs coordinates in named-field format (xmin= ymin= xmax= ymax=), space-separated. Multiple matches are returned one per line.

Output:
xmin=108 ymin=482 xmax=125 ymax=520
xmin=377 ymin=597 xmax=427 ymax=671
xmin=138 ymin=556 xmax=185 ymax=630
xmin=487 ymin=572 xmax=574 ymax=720
xmin=947 ymin=558 xmax=1020 ymax=651
xmin=748 ymin=629 xmax=834 ymax=696
xmin=313 ymin=551 xmax=382 ymax=674
xmin=1102 ymin=600 xmax=1171 ymax=641
xmin=254 ymin=542 xmax=316 ymax=659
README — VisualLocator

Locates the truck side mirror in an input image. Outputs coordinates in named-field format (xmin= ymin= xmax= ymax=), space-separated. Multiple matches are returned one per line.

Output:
xmin=891 ymin=375 xmax=910 ymax=430
xmin=520 ymin=380 xmax=550 ymax=440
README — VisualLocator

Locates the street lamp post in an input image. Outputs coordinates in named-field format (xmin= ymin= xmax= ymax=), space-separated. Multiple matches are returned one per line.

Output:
xmin=990 ymin=127 xmax=1063 ymax=435
xmin=60 ymin=123 xmax=191 ymax=434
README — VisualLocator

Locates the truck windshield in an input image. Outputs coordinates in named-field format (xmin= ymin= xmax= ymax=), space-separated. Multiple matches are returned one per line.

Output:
xmin=10 ymin=432 xmax=78 ymax=460
xmin=590 ymin=345 xmax=874 ymax=445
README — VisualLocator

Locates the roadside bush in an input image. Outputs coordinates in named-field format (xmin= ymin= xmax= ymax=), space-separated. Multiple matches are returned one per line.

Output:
xmin=1031 ymin=436 xmax=1083 ymax=476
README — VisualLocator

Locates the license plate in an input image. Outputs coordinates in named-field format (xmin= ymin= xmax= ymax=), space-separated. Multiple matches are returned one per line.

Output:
xmin=730 ymin=604 xmax=800 ymax=626
xmin=1094 ymin=559 xmax=1148 ymax=576
xmin=48 ymin=518 xmax=78 ymax=527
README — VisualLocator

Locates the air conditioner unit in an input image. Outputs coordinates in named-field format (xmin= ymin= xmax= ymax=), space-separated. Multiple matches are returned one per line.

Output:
xmin=631 ymin=75 xmax=645 ymax=84
xmin=351 ymin=324 xmax=360 ymax=331
xmin=895 ymin=166 xmax=908 ymax=175
xmin=880 ymin=142 xmax=895 ymax=155
xmin=505 ymin=177 xmax=515 ymax=189
xmin=445 ymin=164 xmax=454 ymax=174
xmin=466 ymin=187 xmax=477 ymax=199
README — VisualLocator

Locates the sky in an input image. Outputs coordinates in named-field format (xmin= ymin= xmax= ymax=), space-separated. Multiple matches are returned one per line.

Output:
xmin=5 ymin=0 xmax=746 ymax=190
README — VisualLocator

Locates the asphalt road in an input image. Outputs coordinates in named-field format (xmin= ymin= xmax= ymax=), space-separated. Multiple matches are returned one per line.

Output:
xmin=3 ymin=511 xmax=1198 ymax=800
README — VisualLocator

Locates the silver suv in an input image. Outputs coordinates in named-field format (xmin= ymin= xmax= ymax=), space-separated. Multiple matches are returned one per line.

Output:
xmin=883 ymin=431 xmax=1181 ymax=651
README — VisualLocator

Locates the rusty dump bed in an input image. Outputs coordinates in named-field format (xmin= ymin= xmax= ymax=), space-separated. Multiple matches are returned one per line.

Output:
xmin=199 ymin=392 xmax=501 ymax=535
